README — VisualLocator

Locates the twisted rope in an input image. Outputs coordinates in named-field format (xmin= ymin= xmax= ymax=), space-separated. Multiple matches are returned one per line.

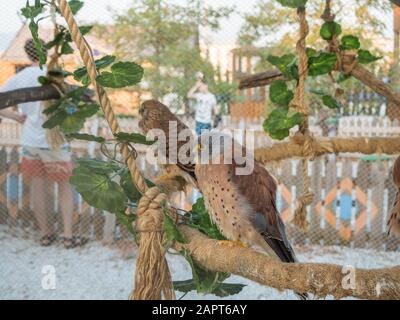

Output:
xmin=56 ymin=0 xmax=174 ymax=300
xmin=130 ymin=187 xmax=175 ymax=300
xmin=289 ymin=7 xmax=313 ymax=230
xmin=289 ymin=7 xmax=309 ymax=115
xmin=57 ymin=0 xmax=147 ymax=194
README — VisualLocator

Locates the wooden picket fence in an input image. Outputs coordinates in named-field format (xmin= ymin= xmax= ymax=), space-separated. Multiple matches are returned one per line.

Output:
xmin=0 ymin=143 xmax=399 ymax=251
xmin=270 ymin=156 xmax=400 ymax=251
xmin=1 ymin=116 xmax=400 ymax=251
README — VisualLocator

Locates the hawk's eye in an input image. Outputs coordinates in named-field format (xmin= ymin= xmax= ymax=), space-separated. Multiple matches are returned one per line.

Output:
xmin=139 ymin=107 xmax=145 ymax=116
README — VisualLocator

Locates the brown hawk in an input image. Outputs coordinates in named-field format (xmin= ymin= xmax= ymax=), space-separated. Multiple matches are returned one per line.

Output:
xmin=139 ymin=100 xmax=196 ymax=180
xmin=139 ymin=100 xmax=307 ymax=299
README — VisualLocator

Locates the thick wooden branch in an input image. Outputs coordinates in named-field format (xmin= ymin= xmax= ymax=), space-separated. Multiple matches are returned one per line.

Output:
xmin=0 ymin=85 xmax=94 ymax=110
xmin=350 ymin=64 xmax=400 ymax=105
xmin=175 ymin=226 xmax=400 ymax=300
xmin=0 ymin=85 xmax=61 ymax=110
xmin=238 ymin=69 xmax=284 ymax=90
xmin=238 ymin=63 xmax=400 ymax=106
xmin=254 ymin=136 xmax=400 ymax=165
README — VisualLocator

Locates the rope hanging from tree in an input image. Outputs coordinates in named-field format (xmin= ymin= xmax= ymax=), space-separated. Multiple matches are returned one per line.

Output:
xmin=289 ymin=7 xmax=313 ymax=230
xmin=56 ymin=0 xmax=175 ymax=300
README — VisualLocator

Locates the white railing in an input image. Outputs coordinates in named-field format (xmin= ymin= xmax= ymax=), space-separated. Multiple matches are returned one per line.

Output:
xmin=338 ymin=116 xmax=400 ymax=137
xmin=1 ymin=115 xmax=400 ymax=151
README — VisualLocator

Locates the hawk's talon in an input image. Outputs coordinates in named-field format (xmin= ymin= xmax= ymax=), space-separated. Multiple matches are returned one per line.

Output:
xmin=217 ymin=240 xmax=248 ymax=248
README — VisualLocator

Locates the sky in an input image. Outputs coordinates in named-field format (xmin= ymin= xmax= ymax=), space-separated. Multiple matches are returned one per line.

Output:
xmin=0 ymin=0 xmax=394 ymax=52
xmin=0 ymin=0 xmax=252 ymax=51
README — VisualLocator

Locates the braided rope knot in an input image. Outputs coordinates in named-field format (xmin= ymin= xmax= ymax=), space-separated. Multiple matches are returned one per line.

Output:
xmin=292 ymin=132 xmax=334 ymax=160
xmin=136 ymin=187 xmax=167 ymax=233
xmin=291 ymin=132 xmax=316 ymax=230
xmin=132 ymin=187 xmax=175 ymax=300
xmin=292 ymin=190 xmax=313 ymax=230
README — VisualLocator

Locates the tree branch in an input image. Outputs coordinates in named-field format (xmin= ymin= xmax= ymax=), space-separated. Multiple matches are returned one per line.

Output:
xmin=238 ymin=63 xmax=400 ymax=107
xmin=350 ymin=64 xmax=400 ymax=105
xmin=0 ymin=85 xmax=61 ymax=110
xmin=238 ymin=69 xmax=284 ymax=90
xmin=0 ymin=85 xmax=95 ymax=110
xmin=254 ymin=136 xmax=400 ymax=165
xmin=175 ymin=226 xmax=400 ymax=300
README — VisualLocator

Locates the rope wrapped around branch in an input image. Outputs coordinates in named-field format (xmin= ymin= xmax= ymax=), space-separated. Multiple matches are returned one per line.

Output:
xmin=254 ymin=136 xmax=400 ymax=165
xmin=56 ymin=0 xmax=174 ymax=300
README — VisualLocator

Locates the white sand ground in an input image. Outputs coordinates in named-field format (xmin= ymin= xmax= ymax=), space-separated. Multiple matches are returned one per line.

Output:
xmin=0 ymin=225 xmax=399 ymax=300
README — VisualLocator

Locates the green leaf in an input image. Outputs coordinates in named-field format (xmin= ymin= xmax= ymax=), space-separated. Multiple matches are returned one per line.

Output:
xmin=212 ymin=283 xmax=247 ymax=297
xmin=67 ymin=133 xmax=105 ymax=143
xmin=119 ymin=169 xmax=142 ymax=203
xmin=68 ymin=0 xmax=84 ymax=15
xmin=188 ymin=197 xmax=225 ymax=240
xmin=115 ymin=132 xmax=155 ymax=145
xmin=74 ymin=55 xmax=116 ymax=85
xmin=96 ymin=62 xmax=144 ymax=88
xmin=320 ymin=22 xmax=342 ymax=41
xmin=173 ymin=279 xmax=197 ymax=293
xmin=309 ymin=88 xmax=326 ymax=96
xmin=115 ymin=210 xmax=136 ymax=235
xmin=305 ymin=47 xmax=317 ymax=58
xmin=178 ymin=250 xmax=245 ymax=297
xmin=164 ymin=210 xmax=187 ymax=244
xmin=42 ymin=100 xmax=63 ymax=115
xmin=357 ymin=49 xmax=382 ymax=64
xmin=269 ymin=80 xmax=294 ymax=106
xmin=70 ymin=165 xmax=127 ymax=213
xmin=308 ymin=52 xmax=337 ymax=76
xmin=28 ymin=20 xmax=47 ymax=66
xmin=21 ymin=2 xmax=45 ymax=19
xmin=61 ymin=42 xmax=74 ymax=55
xmin=75 ymin=158 xmax=120 ymax=174
xmin=42 ymin=111 xmax=67 ymax=129
xmin=276 ymin=0 xmax=307 ymax=8
xmin=263 ymin=107 xmax=304 ymax=140
xmin=341 ymin=35 xmax=360 ymax=50
xmin=337 ymin=72 xmax=351 ymax=83
xmin=47 ymin=102 xmax=98 ymax=134
xmin=59 ymin=114 xmax=86 ymax=133
xmin=48 ymin=69 xmax=73 ymax=78
xmin=75 ymin=103 xmax=100 ymax=118
xmin=38 ymin=76 xmax=51 ymax=85
xmin=65 ymin=86 xmax=87 ymax=98
xmin=267 ymin=54 xmax=298 ymax=80
xmin=45 ymin=31 xmax=65 ymax=49
xmin=322 ymin=95 xmax=341 ymax=109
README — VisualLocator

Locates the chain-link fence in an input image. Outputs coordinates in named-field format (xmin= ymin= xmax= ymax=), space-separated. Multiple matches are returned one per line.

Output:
xmin=0 ymin=0 xmax=399 ymax=300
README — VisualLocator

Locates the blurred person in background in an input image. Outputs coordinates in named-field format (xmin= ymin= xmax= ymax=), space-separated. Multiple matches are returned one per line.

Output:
xmin=161 ymin=85 xmax=186 ymax=115
xmin=0 ymin=39 xmax=82 ymax=249
xmin=187 ymin=79 xmax=219 ymax=136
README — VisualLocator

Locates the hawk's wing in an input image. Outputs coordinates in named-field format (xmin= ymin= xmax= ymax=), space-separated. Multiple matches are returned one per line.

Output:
xmin=231 ymin=159 xmax=298 ymax=263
